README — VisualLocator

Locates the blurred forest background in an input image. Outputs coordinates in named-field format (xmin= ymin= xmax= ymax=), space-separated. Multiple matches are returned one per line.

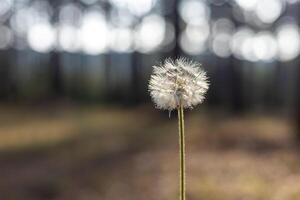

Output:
xmin=0 ymin=0 xmax=300 ymax=199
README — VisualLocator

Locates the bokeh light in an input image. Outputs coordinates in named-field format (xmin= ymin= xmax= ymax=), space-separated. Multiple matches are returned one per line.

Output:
xmin=0 ymin=25 xmax=13 ymax=49
xmin=255 ymin=0 xmax=284 ymax=24
xmin=178 ymin=0 xmax=210 ymax=26
xmin=231 ymin=27 xmax=255 ymax=61
xmin=109 ymin=0 xmax=157 ymax=16
xmin=3 ymin=0 xmax=299 ymax=61
xmin=58 ymin=25 xmax=80 ymax=53
xmin=27 ymin=22 xmax=56 ymax=53
xmin=212 ymin=18 xmax=235 ymax=36
xmin=59 ymin=3 xmax=82 ymax=25
xmin=80 ymin=10 xmax=108 ymax=55
xmin=161 ymin=21 xmax=175 ymax=50
xmin=211 ymin=18 xmax=235 ymax=58
xmin=252 ymin=32 xmax=278 ymax=61
xmin=110 ymin=28 xmax=133 ymax=53
xmin=212 ymin=33 xmax=232 ymax=58
xmin=276 ymin=23 xmax=300 ymax=61
xmin=0 ymin=0 xmax=12 ymax=22
xmin=234 ymin=0 xmax=259 ymax=11
xmin=109 ymin=8 xmax=136 ymax=27
xmin=180 ymin=23 xmax=209 ymax=55
xmin=135 ymin=14 xmax=166 ymax=53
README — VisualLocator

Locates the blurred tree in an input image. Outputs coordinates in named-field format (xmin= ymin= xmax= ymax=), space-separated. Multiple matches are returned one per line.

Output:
xmin=0 ymin=51 xmax=12 ymax=99
xmin=49 ymin=52 xmax=63 ymax=96
xmin=49 ymin=0 xmax=63 ymax=97
xmin=296 ymin=58 xmax=300 ymax=141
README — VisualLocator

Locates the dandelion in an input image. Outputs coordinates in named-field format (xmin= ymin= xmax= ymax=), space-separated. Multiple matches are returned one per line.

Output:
xmin=148 ymin=57 xmax=209 ymax=200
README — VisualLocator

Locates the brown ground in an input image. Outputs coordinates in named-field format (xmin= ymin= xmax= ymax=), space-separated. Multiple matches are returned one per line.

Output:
xmin=0 ymin=105 xmax=299 ymax=200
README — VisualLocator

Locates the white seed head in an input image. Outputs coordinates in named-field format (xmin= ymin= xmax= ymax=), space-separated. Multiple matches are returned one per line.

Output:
xmin=149 ymin=58 xmax=209 ymax=110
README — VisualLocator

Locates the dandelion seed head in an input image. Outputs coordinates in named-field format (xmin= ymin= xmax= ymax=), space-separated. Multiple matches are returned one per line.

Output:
xmin=149 ymin=57 xmax=209 ymax=110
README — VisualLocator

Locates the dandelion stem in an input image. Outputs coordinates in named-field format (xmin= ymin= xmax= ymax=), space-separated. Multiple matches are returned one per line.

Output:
xmin=178 ymin=103 xmax=185 ymax=200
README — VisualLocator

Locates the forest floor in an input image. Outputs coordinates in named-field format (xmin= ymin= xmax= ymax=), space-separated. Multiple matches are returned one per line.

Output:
xmin=0 ymin=104 xmax=299 ymax=200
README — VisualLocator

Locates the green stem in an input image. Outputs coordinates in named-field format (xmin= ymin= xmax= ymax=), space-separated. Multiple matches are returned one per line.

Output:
xmin=178 ymin=103 xmax=185 ymax=200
